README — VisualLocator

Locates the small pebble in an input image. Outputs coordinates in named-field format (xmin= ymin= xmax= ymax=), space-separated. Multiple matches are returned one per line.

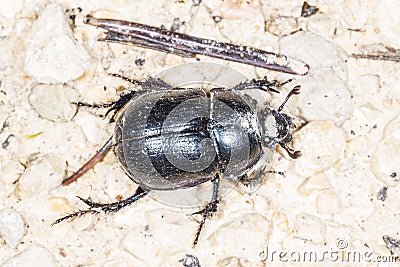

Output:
xmin=297 ymin=172 xmax=331 ymax=196
xmin=29 ymin=84 xmax=78 ymax=122
xmin=371 ymin=114 xmax=400 ymax=186
xmin=383 ymin=235 xmax=400 ymax=256
xmin=0 ymin=161 xmax=23 ymax=184
xmin=293 ymin=120 xmax=345 ymax=178
xmin=2 ymin=245 xmax=58 ymax=267
xmin=371 ymin=0 xmax=400 ymax=48
xmin=48 ymin=197 xmax=72 ymax=213
xmin=25 ymin=3 xmax=89 ymax=83
xmin=265 ymin=16 xmax=298 ymax=36
xmin=170 ymin=18 xmax=184 ymax=32
xmin=18 ymin=154 xmax=66 ymax=199
xmin=301 ymin=2 xmax=319 ymax=17
xmin=316 ymin=190 xmax=341 ymax=214
xmin=207 ymin=213 xmax=271 ymax=263
xmin=294 ymin=213 xmax=324 ymax=243
xmin=0 ymin=0 xmax=24 ymax=19
xmin=376 ymin=186 xmax=388 ymax=201
xmin=179 ymin=254 xmax=201 ymax=267
xmin=280 ymin=31 xmax=353 ymax=122
xmin=306 ymin=13 xmax=338 ymax=38
xmin=135 ymin=58 xmax=145 ymax=66
xmin=192 ymin=0 xmax=201 ymax=6
xmin=122 ymin=209 xmax=195 ymax=265
xmin=0 ymin=209 xmax=24 ymax=248
xmin=212 ymin=16 xmax=222 ymax=23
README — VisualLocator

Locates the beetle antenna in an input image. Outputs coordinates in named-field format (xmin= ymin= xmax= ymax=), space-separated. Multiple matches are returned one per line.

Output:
xmin=278 ymin=85 xmax=301 ymax=112
xmin=279 ymin=143 xmax=302 ymax=159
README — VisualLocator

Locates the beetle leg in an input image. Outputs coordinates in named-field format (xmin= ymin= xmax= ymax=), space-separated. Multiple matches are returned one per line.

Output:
xmin=109 ymin=73 xmax=174 ymax=90
xmin=192 ymin=173 xmax=220 ymax=247
xmin=140 ymin=77 xmax=174 ymax=90
xmin=73 ymin=88 xmax=138 ymax=122
xmin=192 ymin=199 xmax=219 ymax=247
xmin=232 ymin=76 xmax=294 ymax=94
xmin=75 ymin=75 xmax=176 ymax=122
xmin=275 ymin=78 xmax=295 ymax=87
xmin=62 ymin=136 xmax=114 ymax=185
xmin=232 ymin=76 xmax=278 ymax=93
xmin=109 ymin=73 xmax=143 ymax=85
xmin=278 ymin=85 xmax=301 ymax=112
xmin=52 ymin=187 xmax=148 ymax=225
xmin=238 ymin=164 xmax=284 ymax=194
xmin=103 ymin=89 xmax=138 ymax=122
xmin=239 ymin=166 xmax=284 ymax=187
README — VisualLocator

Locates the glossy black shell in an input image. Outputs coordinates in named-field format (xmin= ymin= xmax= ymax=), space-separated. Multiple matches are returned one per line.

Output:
xmin=114 ymin=88 xmax=262 ymax=191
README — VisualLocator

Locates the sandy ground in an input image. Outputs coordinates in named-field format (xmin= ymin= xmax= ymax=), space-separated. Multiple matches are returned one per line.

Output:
xmin=0 ymin=0 xmax=400 ymax=266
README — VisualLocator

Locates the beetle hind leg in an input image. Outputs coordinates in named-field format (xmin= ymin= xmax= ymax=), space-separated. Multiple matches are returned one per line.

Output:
xmin=52 ymin=187 xmax=148 ymax=225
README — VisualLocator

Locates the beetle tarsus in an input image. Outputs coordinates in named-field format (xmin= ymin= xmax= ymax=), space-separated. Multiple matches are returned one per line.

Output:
xmin=73 ymin=88 xmax=138 ymax=122
xmin=267 ymin=170 xmax=285 ymax=176
xmin=53 ymin=187 xmax=148 ymax=225
xmin=239 ymin=165 xmax=284 ymax=192
xmin=109 ymin=73 xmax=143 ymax=85
xmin=233 ymin=76 xmax=295 ymax=94
xmin=192 ymin=173 xmax=220 ymax=246
xmin=52 ymin=209 xmax=91 ymax=225
xmin=192 ymin=199 xmax=219 ymax=247
xmin=72 ymin=101 xmax=114 ymax=109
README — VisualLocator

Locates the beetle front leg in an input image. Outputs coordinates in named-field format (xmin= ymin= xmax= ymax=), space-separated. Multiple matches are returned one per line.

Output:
xmin=192 ymin=173 xmax=220 ymax=247
xmin=232 ymin=76 xmax=294 ymax=94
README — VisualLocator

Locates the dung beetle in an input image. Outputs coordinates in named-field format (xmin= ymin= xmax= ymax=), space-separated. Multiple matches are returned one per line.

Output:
xmin=54 ymin=14 xmax=306 ymax=246
xmin=55 ymin=74 xmax=301 ymax=246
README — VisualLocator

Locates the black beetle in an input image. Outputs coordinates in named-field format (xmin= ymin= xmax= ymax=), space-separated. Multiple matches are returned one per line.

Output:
xmin=55 ymin=74 xmax=301 ymax=246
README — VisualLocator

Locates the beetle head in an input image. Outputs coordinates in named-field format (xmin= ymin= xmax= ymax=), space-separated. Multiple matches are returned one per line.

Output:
xmin=260 ymin=106 xmax=301 ymax=159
